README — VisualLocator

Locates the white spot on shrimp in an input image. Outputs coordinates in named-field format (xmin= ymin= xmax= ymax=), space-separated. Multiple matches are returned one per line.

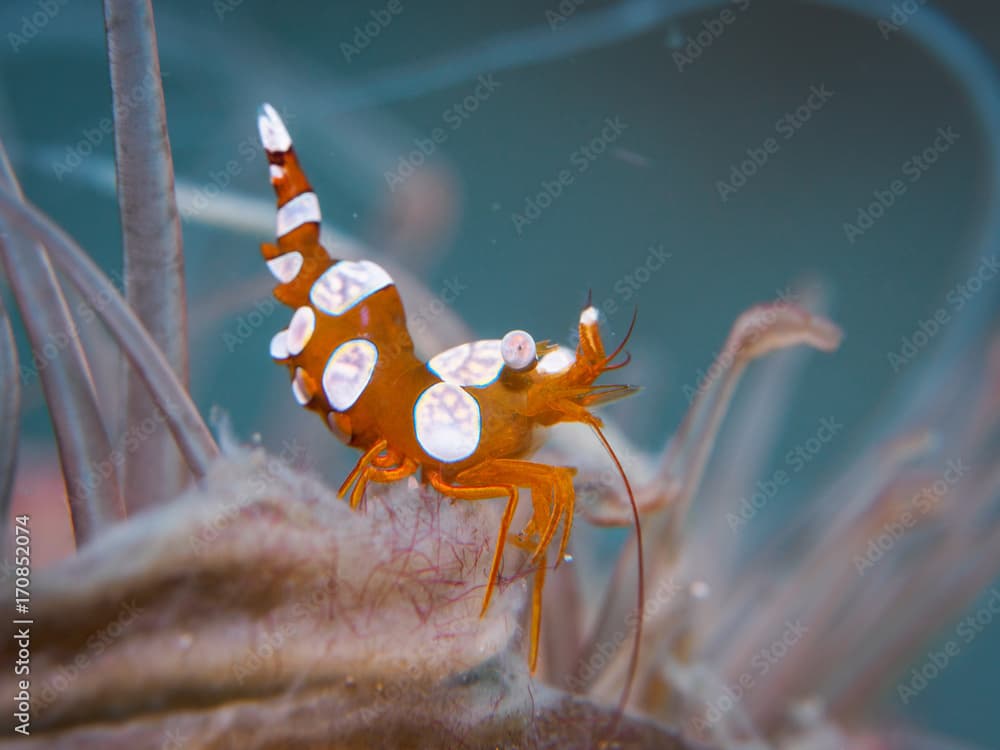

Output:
xmin=427 ymin=340 xmax=504 ymax=387
xmin=580 ymin=306 xmax=599 ymax=326
xmin=270 ymin=330 xmax=290 ymax=360
xmin=310 ymin=260 xmax=393 ymax=316
xmin=291 ymin=367 xmax=313 ymax=405
xmin=537 ymin=346 xmax=575 ymax=375
xmin=413 ymin=382 xmax=481 ymax=462
xmin=266 ymin=251 xmax=303 ymax=283
xmin=500 ymin=329 xmax=536 ymax=371
xmin=269 ymin=164 xmax=286 ymax=181
xmin=322 ymin=339 xmax=378 ymax=411
xmin=276 ymin=192 xmax=321 ymax=237
xmin=286 ymin=306 xmax=315 ymax=356
xmin=257 ymin=103 xmax=292 ymax=152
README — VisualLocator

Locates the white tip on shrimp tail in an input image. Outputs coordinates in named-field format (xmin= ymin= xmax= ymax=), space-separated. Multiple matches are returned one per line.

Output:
xmin=257 ymin=103 xmax=292 ymax=153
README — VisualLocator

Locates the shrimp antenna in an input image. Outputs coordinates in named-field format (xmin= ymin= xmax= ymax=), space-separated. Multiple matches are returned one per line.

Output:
xmin=605 ymin=306 xmax=638 ymax=367
xmin=590 ymin=421 xmax=644 ymax=729
xmin=604 ymin=350 xmax=632 ymax=371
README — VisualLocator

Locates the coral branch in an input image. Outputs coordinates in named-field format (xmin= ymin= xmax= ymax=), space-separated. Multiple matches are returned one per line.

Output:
xmin=103 ymin=0 xmax=189 ymax=511
xmin=0 ymin=187 xmax=219 ymax=481
xmin=0 ymin=141 xmax=125 ymax=542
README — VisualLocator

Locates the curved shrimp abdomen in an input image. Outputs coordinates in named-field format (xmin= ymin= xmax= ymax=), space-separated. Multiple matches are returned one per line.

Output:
xmin=257 ymin=104 xmax=421 ymax=449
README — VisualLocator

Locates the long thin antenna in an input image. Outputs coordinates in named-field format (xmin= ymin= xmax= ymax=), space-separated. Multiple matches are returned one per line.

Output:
xmin=591 ymin=422 xmax=644 ymax=727
xmin=604 ymin=306 xmax=638 ymax=366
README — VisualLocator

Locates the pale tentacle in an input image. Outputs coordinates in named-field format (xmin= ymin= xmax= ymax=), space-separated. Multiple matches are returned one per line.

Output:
xmin=104 ymin=0 xmax=190 ymax=513
xmin=0 ymin=187 xmax=219 ymax=480
xmin=572 ymin=301 xmax=842 ymax=696
xmin=0 ymin=140 xmax=125 ymax=541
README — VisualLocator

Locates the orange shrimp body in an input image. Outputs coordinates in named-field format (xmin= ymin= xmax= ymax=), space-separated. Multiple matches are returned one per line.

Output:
xmin=257 ymin=104 xmax=637 ymax=671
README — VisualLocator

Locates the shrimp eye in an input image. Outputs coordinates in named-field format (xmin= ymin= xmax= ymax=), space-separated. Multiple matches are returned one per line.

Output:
xmin=501 ymin=329 xmax=537 ymax=371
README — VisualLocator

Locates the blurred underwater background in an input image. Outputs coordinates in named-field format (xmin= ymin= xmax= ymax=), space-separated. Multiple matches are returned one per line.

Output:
xmin=1 ymin=0 xmax=999 ymax=747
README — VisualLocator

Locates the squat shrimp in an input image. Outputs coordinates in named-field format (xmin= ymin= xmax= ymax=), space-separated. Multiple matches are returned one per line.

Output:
xmin=255 ymin=104 xmax=644 ymax=706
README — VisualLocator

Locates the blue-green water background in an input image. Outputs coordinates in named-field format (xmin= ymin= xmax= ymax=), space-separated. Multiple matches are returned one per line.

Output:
xmin=2 ymin=0 xmax=999 ymax=745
